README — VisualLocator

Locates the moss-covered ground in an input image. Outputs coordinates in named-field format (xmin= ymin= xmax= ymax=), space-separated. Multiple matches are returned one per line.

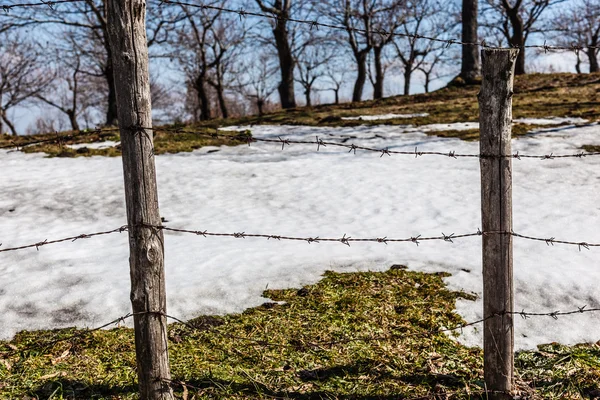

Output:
xmin=1 ymin=268 xmax=599 ymax=399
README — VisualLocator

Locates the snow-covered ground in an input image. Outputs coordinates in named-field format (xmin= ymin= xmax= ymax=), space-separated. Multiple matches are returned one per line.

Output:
xmin=2 ymin=121 xmax=600 ymax=350
xmin=341 ymin=113 xmax=429 ymax=120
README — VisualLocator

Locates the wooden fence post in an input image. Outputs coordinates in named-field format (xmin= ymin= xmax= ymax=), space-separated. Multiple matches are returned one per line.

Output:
xmin=106 ymin=1 xmax=174 ymax=399
xmin=479 ymin=48 xmax=518 ymax=400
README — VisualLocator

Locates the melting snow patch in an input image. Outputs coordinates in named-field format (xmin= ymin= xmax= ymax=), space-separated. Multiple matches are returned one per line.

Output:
xmin=2 ymin=122 xmax=600 ymax=350
xmin=68 ymin=141 xmax=120 ymax=150
xmin=341 ymin=113 xmax=429 ymax=121
xmin=513 ymin=117 xmax=589 ymax=125
xmin=419 ymin=122 xmax=479 ymax=131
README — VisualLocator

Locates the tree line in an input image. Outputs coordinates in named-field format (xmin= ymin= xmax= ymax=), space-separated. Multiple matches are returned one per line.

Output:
xmin=0 ymin=0 xmax=598 ymax=135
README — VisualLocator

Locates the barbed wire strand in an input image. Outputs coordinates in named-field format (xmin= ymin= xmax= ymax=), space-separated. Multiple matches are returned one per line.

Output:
xmin=0 ymin=127 xmax=121 ymax=150
xmin=3 ymin=306 xmax=600 ymax=360
xmin=5 ymin=125 xmax=600 ymax=162
xmin=187 ymin=129 xmax=600 ymax=160
xmin=2 ymin=224 xmax=600 ymax=254
xmin=1 ymin=0 xmax=599 ymax=52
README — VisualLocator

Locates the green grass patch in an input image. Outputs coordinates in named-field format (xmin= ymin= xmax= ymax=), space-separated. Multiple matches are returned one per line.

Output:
xmin=1 ymin=268 xmax=598 ymax=399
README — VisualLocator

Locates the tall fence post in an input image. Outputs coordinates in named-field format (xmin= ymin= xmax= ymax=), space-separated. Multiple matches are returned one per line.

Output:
xmin=106 ymin=1 xmax=174 ymax=399
xmin=479 ymin=48 xmax=518 ymax=400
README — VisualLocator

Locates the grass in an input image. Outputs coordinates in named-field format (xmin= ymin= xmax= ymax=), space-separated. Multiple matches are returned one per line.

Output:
xmin=2 ymin=72 xmax=599 ymax=156
xmin=1 ymin=267 xmax=599 ymax=399
xmin=210 ymin=73 xmax=600 ymax=128
xmin=0 ymin=127 xmax=248 ymax=158
xmin=2 ymin=73 xmax=600 ymax=398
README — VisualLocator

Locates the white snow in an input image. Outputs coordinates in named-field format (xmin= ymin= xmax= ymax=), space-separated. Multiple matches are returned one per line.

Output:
xmin=2 ymin=122 xmax=600 ymax=350
xmin=341 ymin=113 xmax=429 ymax=120
xmin=67 ymin=141 xmax=120 ymax=150
xmin=513 ymin=117 xmax=589 ymax=125
xmin=419 ymin=122 xmax=479 ymax=131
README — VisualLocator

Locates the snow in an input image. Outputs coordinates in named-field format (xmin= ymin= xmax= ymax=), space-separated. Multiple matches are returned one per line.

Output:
xmin=2 ymin=122 xmax=600 ymax=350
xmin=341 ymin=113 xmax=429 ymax=120
xmin=513 ymin=117 xmax=589 ymax=125
xmin=67 ymin=141 xmax=120 ymax=150
xmin=418 ymin=122 xmax=479 ymax=131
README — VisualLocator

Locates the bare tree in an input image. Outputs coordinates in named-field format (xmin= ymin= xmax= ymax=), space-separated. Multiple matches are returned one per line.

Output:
xmin=206 ymin=15 xmax=247 ymax=119
xmin=295 ymin=44 xmax=333 ymax=106
xmin=14 ymin=0 xmax=177 ymax=125
xmin=370 ymin=3 xmax=405 ymax=99
xmin=323 ymin=63 xmax=349 ymax=105
xmin=325 ymin=0 xmax=371 ymax=102
xmin=460 ymin=0 xmax=480 ymax=82
xmin=0 ymin=34 xmax=52 ymax=135
xmin=173 ymin=4 xmax=221 ymax=121
xmin=237 ymin=54 xmax=278 ymax=115
xmin=35 ymin=37 xmax=94 ymax=131
xmin=392 ymin=0 xmax=456 ymax=95
xmin=321 ymin=0 xmax=405 ymax=101
xmin=482 ymin=0 xmax=567 ymax=75
xmin=417 ymin=48 xmax=458 ymax=92
xmin=253 ymin=0 xmax=299 ymax=109
xmin=549 ymin=0 xmax=600 ymax=73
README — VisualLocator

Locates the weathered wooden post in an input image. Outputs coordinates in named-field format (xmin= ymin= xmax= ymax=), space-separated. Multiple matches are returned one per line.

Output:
xmin=479 ymin=48 xmax=518 ymax=400
xmin=106 ymin=1 xmax=174 ymax=399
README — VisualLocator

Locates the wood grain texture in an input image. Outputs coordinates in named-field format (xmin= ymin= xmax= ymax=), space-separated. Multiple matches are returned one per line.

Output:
xmin=106 ymin=0 xmax=173 ymax=398
xmin=479 ymin=48 xmax=518 ymax=400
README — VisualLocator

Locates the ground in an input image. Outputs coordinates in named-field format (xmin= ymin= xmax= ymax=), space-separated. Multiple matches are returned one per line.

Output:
xmin=1 ymin=72 xmax=599 ymax=156
xmin=1 ymin=73 xmax=600 ymax=399
xmin=2 ymin=268 xmax=599 ymax=399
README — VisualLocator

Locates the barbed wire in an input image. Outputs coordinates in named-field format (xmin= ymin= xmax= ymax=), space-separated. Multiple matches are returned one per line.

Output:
xmin=3 ymin=306 xmax=600 ymax=360
xmin=5 ymin=126 xmax=600 ymax=162
xmin=1 ymin=0 xmax=599 ymax=52
xmin=187 ymin=129 xmax=600 ymax=161
xmin=2 ymin=224 xmax=600 ymax=254
xmin=0 ymin=226 xmax=128 ymax=252
xmin=0 ymin=127 xmax=120 ymax=150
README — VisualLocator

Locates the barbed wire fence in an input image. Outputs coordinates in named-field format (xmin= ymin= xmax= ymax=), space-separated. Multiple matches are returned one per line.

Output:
xmin=2 ymin=225 xmax=600 ymax=254
xmin=3 ymin=124 xmax=600 ymax=160
xmin=1 ymin=1 xmax=600 ymax=399
xmin=1 ymin=0 xmax=599 ymax=53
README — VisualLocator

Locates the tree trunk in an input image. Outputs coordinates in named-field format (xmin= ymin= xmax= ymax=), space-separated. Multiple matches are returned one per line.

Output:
xmin=257 ymin=99 xmax=264 ymax=115
xmin=460 ymin=0 xmax=480 ymax=82
xmin=68 ymin=110 xmax=80 ymax=131
xmin=505 ymin=8 xmax=526 ymax=75
xmin=403 ymin=64 xmax=413 ymax=95
xmin=2 ymin=113 xmax=17 ymax=135
xmin=216 ymin=83 xmax=228 ymax=119
xmin=106 ymin=1 xmax=174 ymax=399
xmin=0 ymin=109 xmax=4 ymax=135
xmin=588 ymin=49 xmax=599 ymax=73
xmin=105 ymin=58 xmax=119 ymax=126
xmin=513 ymin=41 xmax=525 ymax=75
xmin=424 ymin=72 xmax=430 ymax=93
xmin=373 ymin=46 xmax=384 ymax=99
xmin=195 ymin=75 xmax=211 ymax=121
xmin=273 ymin=17 xmax=296 ymax=109
xmin=334 ymin=89 xmax=339 ymax=105
xmin=304 ymin=87 xmax=311 ymax=107
xmin=352 ymin=51 xmax=368 ymax=102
